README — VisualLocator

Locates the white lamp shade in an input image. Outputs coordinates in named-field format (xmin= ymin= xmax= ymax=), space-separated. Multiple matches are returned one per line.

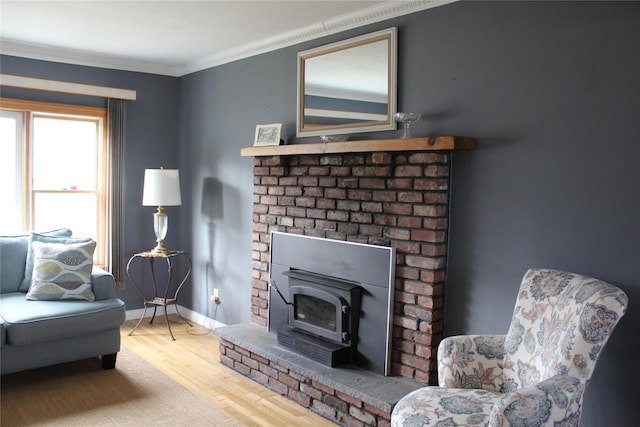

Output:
xmin=142 ymin=168 xmax=182 ymax=206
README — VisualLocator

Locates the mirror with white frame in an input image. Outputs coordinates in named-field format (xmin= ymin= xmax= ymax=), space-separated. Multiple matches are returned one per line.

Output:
xmin=297 ymin=27 xmax=397 ymax=138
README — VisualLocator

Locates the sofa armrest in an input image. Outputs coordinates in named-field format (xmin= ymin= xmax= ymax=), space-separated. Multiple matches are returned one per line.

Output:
xmin=490 ymin=374 xmax=585 ymax=426
xmin=438 ymin=334 xmax=506 ymax=392
xmin=92 ymin=266 xmax=116 ymax=300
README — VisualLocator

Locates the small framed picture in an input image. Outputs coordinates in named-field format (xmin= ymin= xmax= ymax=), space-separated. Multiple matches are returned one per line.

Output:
xmin=254 ymin=123 xmax=282 ymax=146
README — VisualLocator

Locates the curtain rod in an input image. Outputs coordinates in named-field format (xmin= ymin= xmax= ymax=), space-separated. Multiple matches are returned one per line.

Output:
xmin=0 ymin=74 xmax=136 ymax=101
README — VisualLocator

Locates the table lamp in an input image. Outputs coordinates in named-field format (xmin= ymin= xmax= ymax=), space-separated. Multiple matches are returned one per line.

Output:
xmin=142 ymin=167 xmax=181 ymax=254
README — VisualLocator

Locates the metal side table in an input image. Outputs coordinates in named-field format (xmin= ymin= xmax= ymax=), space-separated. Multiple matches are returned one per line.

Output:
xmin=127 ymin=250 xmax=192 ymax=340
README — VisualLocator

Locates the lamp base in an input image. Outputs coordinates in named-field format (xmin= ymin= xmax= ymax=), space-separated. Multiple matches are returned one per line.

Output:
xmin=150 ymin=240 xmax=172 ymax=254
xmin=150 ymin=207 xmax=172 ymax=254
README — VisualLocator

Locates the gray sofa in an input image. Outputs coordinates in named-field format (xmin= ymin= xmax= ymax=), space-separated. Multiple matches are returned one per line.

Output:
xmin=0 ymin=229 xmax=126 ymax=375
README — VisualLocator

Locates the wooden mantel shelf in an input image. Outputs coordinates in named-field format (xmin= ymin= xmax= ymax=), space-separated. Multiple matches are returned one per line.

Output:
xmin=240 ymin=136 xmax=475 ymax=157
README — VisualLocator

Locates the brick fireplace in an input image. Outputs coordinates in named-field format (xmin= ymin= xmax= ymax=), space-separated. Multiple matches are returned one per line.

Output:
xmin=217 ymin=137 xmax=473 ymax=426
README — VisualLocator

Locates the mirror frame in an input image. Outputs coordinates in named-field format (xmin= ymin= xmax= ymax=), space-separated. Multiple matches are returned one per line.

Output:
xmin=297 ymin=27 xmax=397 ymax=138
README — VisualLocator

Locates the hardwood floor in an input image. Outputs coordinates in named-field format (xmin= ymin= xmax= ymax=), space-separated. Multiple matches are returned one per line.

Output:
xmin=122 ymin=315 xmax=336 ymax=426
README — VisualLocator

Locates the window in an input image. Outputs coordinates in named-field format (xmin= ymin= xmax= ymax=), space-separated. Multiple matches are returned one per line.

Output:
xmin=0 ymin=110 xmax=24 ymax=230
xmin=1 ymin=99 xmax=109 ymax=267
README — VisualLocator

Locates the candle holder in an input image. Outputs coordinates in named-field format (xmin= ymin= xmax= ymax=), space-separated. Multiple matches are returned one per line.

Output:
xmin=393 ymin=112 xmax=421 ymax=139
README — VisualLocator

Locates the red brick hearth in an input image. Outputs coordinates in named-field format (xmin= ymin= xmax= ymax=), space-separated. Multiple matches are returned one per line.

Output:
xmin=250 ymin=150 xmax=451 ymax=383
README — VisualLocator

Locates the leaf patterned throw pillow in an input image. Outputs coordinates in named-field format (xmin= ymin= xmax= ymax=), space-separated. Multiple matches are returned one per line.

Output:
xmin=26 ymin=240 xmax=96 ymax=301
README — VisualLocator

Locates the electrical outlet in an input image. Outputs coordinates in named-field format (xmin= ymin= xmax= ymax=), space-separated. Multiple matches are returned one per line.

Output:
xmin=211 ymin=288 xmax=221 ymax=305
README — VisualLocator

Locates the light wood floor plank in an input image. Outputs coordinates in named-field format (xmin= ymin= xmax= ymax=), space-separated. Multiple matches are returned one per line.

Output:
xmin=122 ymin=316 xmax=336 ymax=426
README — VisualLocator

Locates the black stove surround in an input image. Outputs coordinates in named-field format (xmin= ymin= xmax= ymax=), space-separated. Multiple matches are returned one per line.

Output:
xmin=268 ymin=232 xmax=395 ymax=375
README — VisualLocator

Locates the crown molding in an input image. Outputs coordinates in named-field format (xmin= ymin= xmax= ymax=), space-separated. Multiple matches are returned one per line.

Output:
xmin=178 ymin=0 xmax=455 ymax=76
xmin=0 ymin=39 xmax=180 ymax=76
xmin=1 ymin=0 xmax=455 ymax=78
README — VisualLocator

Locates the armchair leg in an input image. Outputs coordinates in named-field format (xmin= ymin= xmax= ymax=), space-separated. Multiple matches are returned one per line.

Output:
xmin=102 ymin=352 xmax=118 ymax=370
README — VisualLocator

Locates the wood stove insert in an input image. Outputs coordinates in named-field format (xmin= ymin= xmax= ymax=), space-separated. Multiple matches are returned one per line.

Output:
xmin=274 ymin=269 xmax=361 ymax=367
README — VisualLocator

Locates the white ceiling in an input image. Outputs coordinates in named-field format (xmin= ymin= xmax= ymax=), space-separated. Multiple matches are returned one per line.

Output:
xmin=0 ymin=0 xmax=452 ymax=77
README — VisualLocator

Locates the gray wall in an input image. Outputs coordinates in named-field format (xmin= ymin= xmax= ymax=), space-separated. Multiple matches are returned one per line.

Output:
xmin=177 ymin=44 xmax=295 ymax=326
xmin=430 ymin=3 xmax=639 ymax=426
xmin=1 ymin=1 xmax=638 ymax=425
xmin=0 ymin=57 xmax=182 ymax=308
xmin=181 ymin=2 xmax=639 ymax=425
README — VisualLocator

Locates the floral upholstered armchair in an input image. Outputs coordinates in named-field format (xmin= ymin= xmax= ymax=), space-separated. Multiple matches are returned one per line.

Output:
xmin=391 ymin=268 xmax=628 ymax=427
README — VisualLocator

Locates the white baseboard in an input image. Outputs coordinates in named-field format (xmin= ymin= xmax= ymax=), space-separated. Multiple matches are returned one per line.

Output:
xmin=125 ymin=305 xmax=226 ymax=330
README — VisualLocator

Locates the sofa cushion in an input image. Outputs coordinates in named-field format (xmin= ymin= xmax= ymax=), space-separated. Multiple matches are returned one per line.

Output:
xmin=91 ymin=267 xmax=117 ymax=301
xmin=20 ymin=231 xmax=87 ymax=292
xmin=0 ymin=292 xmax=125 ymax=347
xmin=26 ymin=240 xmax=96 ymax=301
xmin=0 ymin=235 xmax=29 ymax=294
xmin=0 ymin=317 xmax=5 ymax=348
xmin=1 ymin=229 xmax=72 ymax=294
xmin=391 ymin=387 xmax=501 ymax=426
